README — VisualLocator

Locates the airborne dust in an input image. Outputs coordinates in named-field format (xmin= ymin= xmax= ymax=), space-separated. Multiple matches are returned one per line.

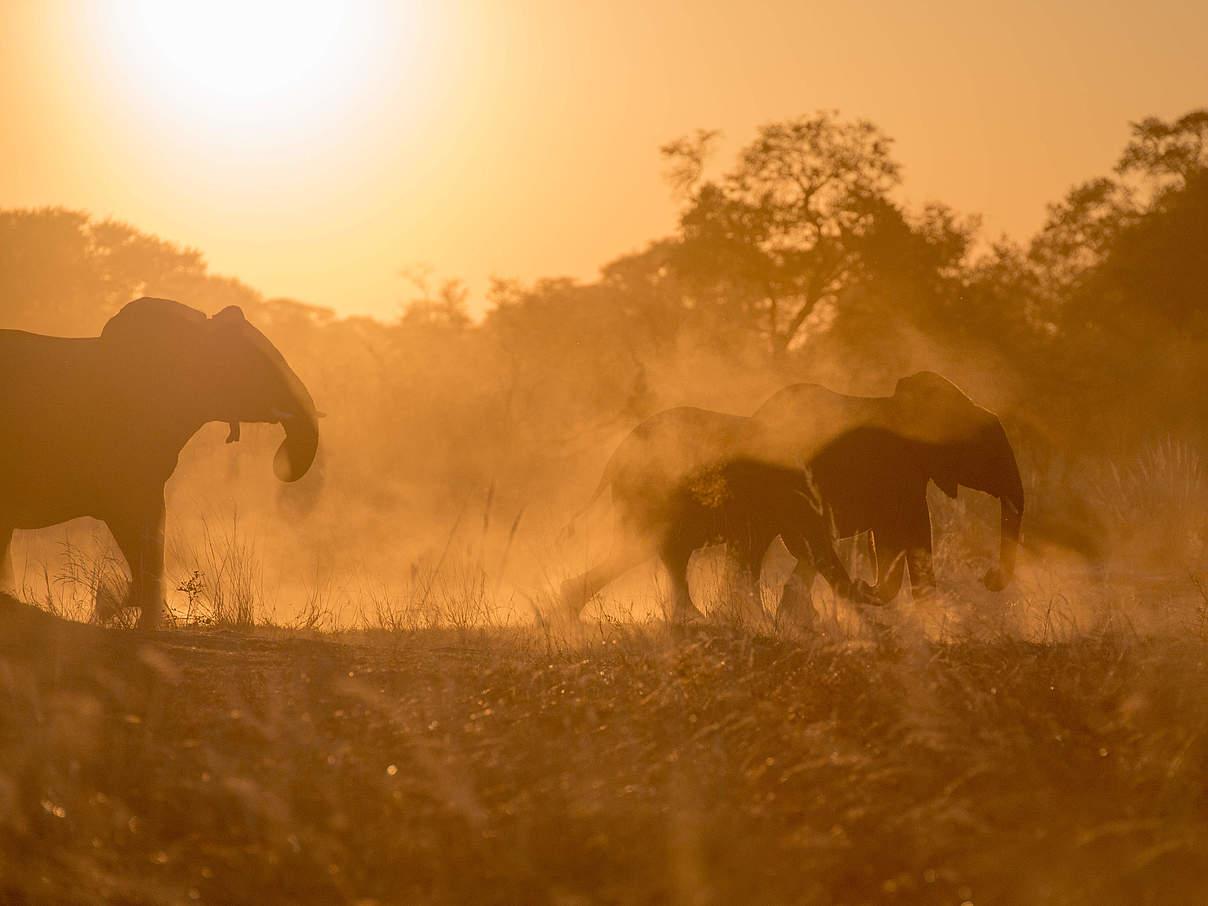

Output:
xmin=9 ymin=113 xmax=1206 ymax=634
xmin=3 ymin=110 xmax=1208 ymax=904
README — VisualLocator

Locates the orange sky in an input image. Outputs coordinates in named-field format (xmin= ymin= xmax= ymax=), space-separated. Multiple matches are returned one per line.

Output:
xmin=1 ymin=0 xmax=1205 ymax=321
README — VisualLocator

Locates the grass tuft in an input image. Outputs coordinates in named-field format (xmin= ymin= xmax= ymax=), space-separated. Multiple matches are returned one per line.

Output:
xmin=3 ymin=595 xmax=1207 ymax=904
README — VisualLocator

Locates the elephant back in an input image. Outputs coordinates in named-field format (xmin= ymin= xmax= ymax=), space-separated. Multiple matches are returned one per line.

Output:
xmin=101 ymin=298 xmax=207 ymax=346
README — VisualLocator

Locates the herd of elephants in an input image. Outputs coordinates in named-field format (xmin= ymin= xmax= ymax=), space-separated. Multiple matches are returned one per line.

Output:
xmin=0 ymin=298 xmax=1025 ymax=629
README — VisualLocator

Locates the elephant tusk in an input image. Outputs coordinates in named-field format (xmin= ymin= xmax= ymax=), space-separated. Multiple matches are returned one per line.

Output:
xmin=269 ymin=408 xmax=296 ymax=422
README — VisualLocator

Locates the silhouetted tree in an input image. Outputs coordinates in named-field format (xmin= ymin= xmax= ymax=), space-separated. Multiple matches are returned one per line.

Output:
xmin=1029 ymin=108 xmax=1208 ymax=331
xmin=1116 ymin=109 xmax=1208 ymax=190
xmin=399 ymin=269 xmax=472 ymax=330
xmin=1027 ymin=108 xmax=1208 ymax=446
xmin=664 ymin=111 xmax=903 ymax=356
xmin=846 ymin=201 xmax=976 ymax=318
xmin=0 ymin=207 xmax=250 ymax=334
xmin=1028 ymin=178 xmax=1138 ymax=304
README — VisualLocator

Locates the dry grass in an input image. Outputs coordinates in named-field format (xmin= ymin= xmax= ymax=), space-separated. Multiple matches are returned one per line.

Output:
xmin=10 ymin=509 xmax=270 ymax=630
xmin=1088 ymin=436 xmax=1208 ymax=570
xmin=4 ymin=458 xmax=1208 ymax=904
xmin=2 ymin=583 xmax=1208 ymax=905
xmin=168 ymin=510 xmax=263 ymax=629
xmin=11 ymin=528 xmax=128 ymax=625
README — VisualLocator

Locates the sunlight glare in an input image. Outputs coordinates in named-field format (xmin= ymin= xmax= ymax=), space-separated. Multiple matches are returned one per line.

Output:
xmin=131 ymin=2 xmax=344 ymax=101
xmin=107 ymin=1 xmax=398 ymax=130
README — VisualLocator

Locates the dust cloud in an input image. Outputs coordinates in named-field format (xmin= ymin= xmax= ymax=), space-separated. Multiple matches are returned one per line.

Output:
xmin=3 ymin=109 xmax=1208 ymax=636
xmin=5 ymin=105 xmax=1208 ymax=906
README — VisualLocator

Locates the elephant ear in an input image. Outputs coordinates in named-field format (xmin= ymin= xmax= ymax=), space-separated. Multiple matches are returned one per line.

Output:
xmin=206 ymin=304 xmax=320 ymax=482
xmin=101 ymin=297 xmax=208 ymax=343
xmin=208 ymin=305 xmax=299 ymax=382
xmin=211 ymin=305 xmax=247 ymax=326
xmin=930 ymin=458 xmax=960 ymax=498
xmin=893 ymin=371 xmax=972 ymax=407
xmin=892 ymin=371 xmax=978 ymax=445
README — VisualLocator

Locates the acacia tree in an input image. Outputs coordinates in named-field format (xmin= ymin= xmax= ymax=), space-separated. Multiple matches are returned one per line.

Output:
xmin=399 ymin=272 xmax=472 ymax=330
xmin=1015 ymin=109 xmax=1208 ymax=445
xmin=1028 ymin=109 xmax=1208 ymax=309
xmin=0 ymin=206 xmax=240 ymax=334
xmin=663 ymin=111 xmax=902 ymax=356
xmin=1116 ymin=109 xmax=1208 ymax=190
xmin=1027 ymin=177 xmax=1138 ymax=302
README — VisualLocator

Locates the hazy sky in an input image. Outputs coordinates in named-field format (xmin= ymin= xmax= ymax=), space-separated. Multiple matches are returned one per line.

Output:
xmin=1 ymin=0 xmax=1205 ymax=320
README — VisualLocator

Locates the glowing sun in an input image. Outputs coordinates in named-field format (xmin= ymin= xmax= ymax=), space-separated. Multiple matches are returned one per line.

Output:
xmin=102 ymin=2 xmax=397 ymax=130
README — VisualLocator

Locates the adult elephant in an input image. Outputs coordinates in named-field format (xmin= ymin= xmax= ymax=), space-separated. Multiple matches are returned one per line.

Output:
xmin=752 ymin=372 xmax=1024 ymax=606
xmin=0 ymin=298 xmax=320 ymax=628
xmin=559 ymin=407 xmax=879 ymax=623
xmin=561 ymin=371 xmax=1023 ymax=621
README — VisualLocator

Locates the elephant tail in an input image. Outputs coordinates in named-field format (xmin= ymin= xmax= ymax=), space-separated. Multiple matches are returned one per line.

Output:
xmin=560 ymin=454 xmax=621 ymax=541
xmin=560 ymin=478 xmax=611 ymax=540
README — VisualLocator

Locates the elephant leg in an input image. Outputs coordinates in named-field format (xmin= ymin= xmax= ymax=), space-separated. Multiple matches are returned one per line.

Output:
xmin=872 ymin=537 xmax=909 ymax=603
xmin=745 ymin=525 xmax=780 ymax=608
xmin=659 ymin=536 xmax=705 ymax=624
xmin=560 ymin=544 xmax=648 ymax=618
xmin=873 ymin=508 xmax=935 ymax=603
xmin=775 ymin=550 xmax=818 ymax=626
xmin=720 ymin=539 xmax=764 ymax=623
xmin=906 ymin=542 xmax=937 ymax=600
xmin=106 ymin=496 xmax=167 ymax=630
xmin=783 ymin=528 xmax=878 ymax=607
xmin=0 ymin=526 xmax=14 ymax=594
xmin=900 ymin=503 xmax=937 ymax=600
xmin=741 ymin=543 xmax=769 ymax=616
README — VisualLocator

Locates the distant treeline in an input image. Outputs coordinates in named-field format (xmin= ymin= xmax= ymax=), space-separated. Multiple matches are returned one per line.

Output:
xmin=3 ymin=108 xmax=1206 ymax=549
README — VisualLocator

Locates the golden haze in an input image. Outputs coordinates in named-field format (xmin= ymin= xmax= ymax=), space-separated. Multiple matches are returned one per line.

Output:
xmin=0 ymin=0 xmax=1204 ymax=319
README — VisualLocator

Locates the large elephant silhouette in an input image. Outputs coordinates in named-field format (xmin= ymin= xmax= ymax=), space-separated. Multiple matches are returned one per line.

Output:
xmin=753 ymin=372 xmax=1024 ymax=606
xmin=561 ymin=371 xmax=1023 ymax=621
xmin=559 ymin=407 xmax=879 ymax=623
xmin=0 ymin=298 xmax=320 ymax=628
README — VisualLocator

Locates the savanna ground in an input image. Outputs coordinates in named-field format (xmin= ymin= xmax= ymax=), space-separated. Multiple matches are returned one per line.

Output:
xmin=3 ymin=554 xmax=1208 ymax=906
xmin=5 ymin=108 xmax=1208 ymax=905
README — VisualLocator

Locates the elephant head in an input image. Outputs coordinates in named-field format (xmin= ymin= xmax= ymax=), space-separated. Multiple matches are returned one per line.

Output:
xmin=892 ymin=372 xmax=1024 ymax=591
xmin=100 ymin=298 xmax=320 ymax=483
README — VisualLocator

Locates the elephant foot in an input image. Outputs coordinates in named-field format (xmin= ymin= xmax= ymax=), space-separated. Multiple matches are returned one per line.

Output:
xmin=981 ymin=568 xmax=1009 ymax=592
xmin=556 ymin=603 xmax=584 ymax=624
xmin=843 ymin=578 xmax=887 ymax=607
xmin=775 ymin=575 xmax=818 ymax=628
xmin=94 ymin=577 xmax=133 ymax=625
xmin=909 ymin=584 xmax=939 ymax=604
xmin=136 ymin=598 xmax=167 ymax=631
xmin=557 ymin=578 xmax=591 ymax=622
xmin=669 ymin=600 xmax=707 ymax=625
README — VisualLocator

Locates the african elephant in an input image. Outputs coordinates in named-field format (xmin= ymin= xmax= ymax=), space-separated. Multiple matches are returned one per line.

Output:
xmin=752 ymin=372 xmax=1024 ymax=605
xmin=560 ymin=371 xmax=1023 ymax=622
xmin=559 ymin=407 xmax=878 ymax=622
xmin=659 ymin=457 xmax=879 ymax=622
xmin=0 ymin=298 xmax=320 ymax=628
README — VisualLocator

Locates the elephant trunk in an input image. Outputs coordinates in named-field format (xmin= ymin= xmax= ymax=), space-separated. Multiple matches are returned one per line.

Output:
xmin=271 ymin=369 xmax=320 ymax=483
xmin=274 ymin=410 xmax=319 ymax=482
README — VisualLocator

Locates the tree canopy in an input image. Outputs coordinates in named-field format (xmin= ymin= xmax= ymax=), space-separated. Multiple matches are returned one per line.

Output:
xmin=4 ymin=107 xmax=1206 ymax=498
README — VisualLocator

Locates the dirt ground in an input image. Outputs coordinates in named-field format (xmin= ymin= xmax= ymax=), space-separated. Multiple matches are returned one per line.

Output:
xmin=2 ymin=591 xmax=1208 ymax=906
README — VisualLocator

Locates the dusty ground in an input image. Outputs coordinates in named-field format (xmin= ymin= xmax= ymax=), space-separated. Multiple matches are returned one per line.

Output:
xmin=2 ymin=591 xmax=1208 ymax=905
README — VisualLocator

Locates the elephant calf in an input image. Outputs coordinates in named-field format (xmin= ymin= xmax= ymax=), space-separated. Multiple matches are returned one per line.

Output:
xmin=754 ymin=373 xmax=1024 ymax=602
xmin=560 ymin=406 xmax=877 ymax=622
xmin=657 ymin=458 xmax=879 ymax=622
xmin=0 ymin=298 xmax=320 ymax=628
xmin=561 ymin=371 xmax=1025 ymax=622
